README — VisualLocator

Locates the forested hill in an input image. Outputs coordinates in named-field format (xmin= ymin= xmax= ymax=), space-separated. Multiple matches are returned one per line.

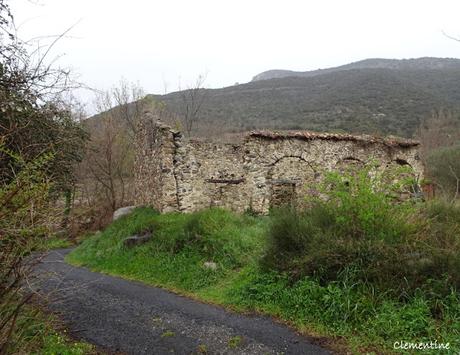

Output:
xmin=151 ymin=58 xmax=460 ymax=138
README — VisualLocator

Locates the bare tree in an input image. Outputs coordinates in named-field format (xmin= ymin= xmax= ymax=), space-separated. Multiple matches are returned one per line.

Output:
xmin=85 ymin=99 xmax=131 ymax=211
xmin=442 ymin=30 xmax=460 ymax=42
xmin=111 ymin=78 xmax=149 ymax=137
xmin=77 ymin=80 xmax=156 ymax=217
xmin=178 ymin=73 xmax=208 ymax=136
xmin=417 ymin=109 xmax=460 ymax=160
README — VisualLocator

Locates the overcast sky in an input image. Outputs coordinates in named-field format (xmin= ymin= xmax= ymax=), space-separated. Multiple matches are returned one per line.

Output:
xmin=10 ymin=0 xmax=460 ymax=107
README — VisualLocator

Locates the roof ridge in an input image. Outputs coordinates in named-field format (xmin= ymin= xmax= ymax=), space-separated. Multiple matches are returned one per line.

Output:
xmin=247 ymin=129 xmax=419 ymax=148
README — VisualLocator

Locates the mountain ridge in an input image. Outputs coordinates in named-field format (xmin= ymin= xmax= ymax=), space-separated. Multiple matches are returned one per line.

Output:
xmin=150 ymin=57 xmax=460 ymax=138
xmin=251 ymin=57 xmax=460 ymax=81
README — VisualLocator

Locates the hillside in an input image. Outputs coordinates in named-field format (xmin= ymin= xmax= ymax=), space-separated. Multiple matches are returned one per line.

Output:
xmin=251 ymin=57 xmax=460 ymax=81
xmin=152 ymin=58 xmax=460 ymax=138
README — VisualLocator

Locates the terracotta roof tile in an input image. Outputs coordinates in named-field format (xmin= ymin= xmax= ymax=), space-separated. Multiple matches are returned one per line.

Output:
xmin=247 ymin=130 xmax=419 ymax=148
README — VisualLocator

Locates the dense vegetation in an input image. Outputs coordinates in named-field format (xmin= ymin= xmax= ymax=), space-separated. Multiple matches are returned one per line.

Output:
xmin=0 ymin=1 xmax=91 ymax=352
xmin=153 ymin=59 xmax=460 ymax=138
xmin=68 ymin=168 xmax=460 ymax=354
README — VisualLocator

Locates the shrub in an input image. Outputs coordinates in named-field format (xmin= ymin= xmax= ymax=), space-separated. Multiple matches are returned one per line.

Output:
xmin=263 ymin=165 xmax=459 ymax=300
xmin=68 ymin=201 xmax=460 ymax=352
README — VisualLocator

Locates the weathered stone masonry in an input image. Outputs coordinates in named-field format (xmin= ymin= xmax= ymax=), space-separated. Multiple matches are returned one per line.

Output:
xmin=135 ymin=112 xmax=424 ymax=214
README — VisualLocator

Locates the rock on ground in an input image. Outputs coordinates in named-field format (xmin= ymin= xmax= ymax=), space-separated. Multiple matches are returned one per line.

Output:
xmin=113 ymin=206 xmax=137 ymax=221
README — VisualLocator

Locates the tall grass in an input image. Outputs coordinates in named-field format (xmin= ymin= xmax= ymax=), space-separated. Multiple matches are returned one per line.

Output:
xmin=228 ymin=268 xmax=460 ymax=352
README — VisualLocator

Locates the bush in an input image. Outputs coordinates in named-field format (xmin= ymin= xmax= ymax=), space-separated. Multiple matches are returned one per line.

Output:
xmin=263 ymin=166 xmax=459 ymax=300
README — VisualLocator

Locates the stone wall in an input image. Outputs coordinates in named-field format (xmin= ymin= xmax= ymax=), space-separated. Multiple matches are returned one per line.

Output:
xmin=134 ymin=112 xmax=179 ymax=212
xmin=135 ymin=113 xmax=424 ymax=214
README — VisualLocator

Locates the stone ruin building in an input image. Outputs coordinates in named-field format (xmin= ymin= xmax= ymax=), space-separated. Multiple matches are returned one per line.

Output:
xmin=134 ymin=112 xmax=424 ymax=214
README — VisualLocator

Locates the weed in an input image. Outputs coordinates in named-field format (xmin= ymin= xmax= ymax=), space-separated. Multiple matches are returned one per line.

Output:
xmin=161 ymin=330 xmax=175 ymax=338
xmin=228 ymin=335 xmax=243 ymax=348
xmin=197 ymin=344 xmax=208 ymax=353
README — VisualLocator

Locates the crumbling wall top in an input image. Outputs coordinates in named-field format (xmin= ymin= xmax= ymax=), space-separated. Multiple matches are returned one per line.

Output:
xmin=247 ymin=130 xmax=419 ymax=148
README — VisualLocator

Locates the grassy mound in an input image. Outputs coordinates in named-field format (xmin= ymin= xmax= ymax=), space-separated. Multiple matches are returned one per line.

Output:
xmin=67 ymin=208 xmax=266 ymax=292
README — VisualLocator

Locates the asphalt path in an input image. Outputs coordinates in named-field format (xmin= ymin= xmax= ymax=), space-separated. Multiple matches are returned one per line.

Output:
xmin=33 ymin=249 xmax=330 ymax=355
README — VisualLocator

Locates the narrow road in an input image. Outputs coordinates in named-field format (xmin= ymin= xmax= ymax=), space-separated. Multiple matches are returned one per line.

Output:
xmin=34 ymin=249 xmax=330 ymax=355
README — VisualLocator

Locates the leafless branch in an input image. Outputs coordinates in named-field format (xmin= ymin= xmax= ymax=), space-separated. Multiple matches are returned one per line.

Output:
xmin=179 ymin=73 xmax=208 ymax=136
xmin=442 ymin=30 xmax=460 ymax=42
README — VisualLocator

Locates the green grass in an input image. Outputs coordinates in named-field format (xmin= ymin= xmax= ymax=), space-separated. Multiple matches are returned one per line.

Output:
xmin=39 ymin=235 xmax=73 ymax=250
xmin=67 ymin=208 xmax=267 ymax=292
xmin=67 ymin=206 xmax=460 ymax=354
xmin=39 ymin=331 xmax=93 ymax=355
xmin=29 ymin=232 xmax=75 ymax=252
xmin=7 ymin=306 xmax=94 ymax=354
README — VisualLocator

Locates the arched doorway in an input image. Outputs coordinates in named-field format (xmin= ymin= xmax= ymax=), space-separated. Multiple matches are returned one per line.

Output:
xmin=267 ymin=156 xmax=317 ymax=209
